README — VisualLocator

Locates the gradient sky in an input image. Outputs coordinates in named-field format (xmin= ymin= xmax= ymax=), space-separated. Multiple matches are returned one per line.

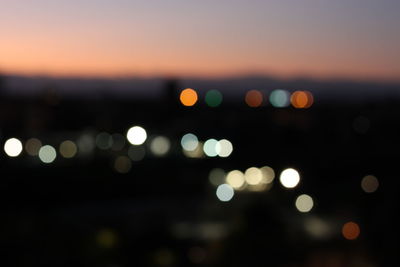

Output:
xmin=1 ymin=0 xmax=399 ymax=81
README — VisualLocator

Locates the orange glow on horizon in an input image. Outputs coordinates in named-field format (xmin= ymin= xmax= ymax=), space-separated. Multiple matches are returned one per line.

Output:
xmin=0 ymin=1 xmax=399 ymax=82
xmin=1 ymin=37 xmax=399 ymax=82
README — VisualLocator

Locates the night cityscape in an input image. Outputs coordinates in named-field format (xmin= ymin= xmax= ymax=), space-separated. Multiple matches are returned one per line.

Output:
xmin=1 ymin=0 xmax=399 ymax=266
xmin=1 ymin=75 xmax=397 ymax=266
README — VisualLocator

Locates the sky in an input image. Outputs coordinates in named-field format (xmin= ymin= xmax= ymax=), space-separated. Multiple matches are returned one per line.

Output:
xmin=0 ymin=0 xmax=399 ymax=81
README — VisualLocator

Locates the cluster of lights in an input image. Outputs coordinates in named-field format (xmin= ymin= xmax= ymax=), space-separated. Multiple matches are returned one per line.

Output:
xmin=2 ymin=126 xmax=236 ymax=173
xmin=210 ymin=166 xmax=275 ymax=201
xmin=1 ymin=125 xmax=156 ymax=168
xmin=180 ymin=88 xmax=224 ymax=107
xmin=179 ymin=88 xmax=313 ymax=108
xmin=245 ymin=89 xmax=314 ymax=108
xmin=3 ymin=137 xmax=66 ymax=164
xmin=210 ymin=166 xmax=314 ymax=213
xmin=1 ymin=130 xmax=368 ymax=242
xmin=210 ymin=166 xmax=305 ymax=194
xmin=181 ymin=133 xmax=233 ymax=158
xmin=3 ymin=128 xmax=235 ymax=177
xmin=2 ymin=131 xmax=369 ymax=241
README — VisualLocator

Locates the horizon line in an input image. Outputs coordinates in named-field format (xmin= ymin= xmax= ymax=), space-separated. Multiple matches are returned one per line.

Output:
xmin=2 ymin=70 xmax=399 ymax=85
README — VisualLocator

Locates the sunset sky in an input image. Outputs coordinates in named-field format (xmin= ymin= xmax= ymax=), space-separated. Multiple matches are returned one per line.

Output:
xmin=1 ymin=0 xmax=399 ymax=81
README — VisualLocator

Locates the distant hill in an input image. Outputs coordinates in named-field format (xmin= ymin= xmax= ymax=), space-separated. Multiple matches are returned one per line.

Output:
xmin=1 ymin=74 xmax=399 ymax=103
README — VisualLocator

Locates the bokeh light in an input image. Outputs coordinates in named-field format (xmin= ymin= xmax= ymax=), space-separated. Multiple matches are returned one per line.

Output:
xmin=209 ymin=168 xmax=226 ymax=186
xmin=25 ymin=138 xmax=42 ymax=156
xmin=181 ymin=133 xmax=199 ymax=152
xmin=96 ymin=132 xmax=113 ymax=150
xmin=114 ymin=156 xmax=132 ymax=173
xmin=226 ymin=170 xmax=245 ymax=189
xmin=38 ymin=145 xmax=57 ymax=163
xmin=180 ymin=88 xmax=198 ymax=106
xmin=59 ymin=140 xmax=78 ymax=158
xmin=128 ymin=145 xmax=146 ymax=161
xmin=260 ymin=166 xmax=275 ymax=183
xmin=245 ymin=90 xmax=263 ymax=107
xmin=342 ymin=221 xmax=360 ymax=240
xmin=203 ymin=139 xmax=218 ymax=157
xmin=77 ymin=134 xmax=95 ymax=155
xmin=270 ymin=89 xmax=290 ymax=108
xmin=304 ymin=217 xmax=331 ymax=239
xmin=205 ymin=90 xmax=223 ymax=107
xmin=361 ymin=175 xmax=379 ymax=193
xmin=295 ymin=194 xmax=314 ymax=212
xmin=244 ymin=167 xmax=263 ymax=185
xmin=216 ymin=184 xmax=234 ymax=202
xmin=183 ymin=141 xmax=204 ymax=158
xmin=291 ymin=90 xmax=314 ymax=108
xmin=127 ymin=126 xmax=147 ymax=145
xmin=216 ymin=139 xmax=233 ymax=157
xmin=4 ymin=138 xmax=23 ymax=157
xmin=247 ymin=183 xmax=271 ymax=192
xmin=150 ymin=136 xmax=170 ymax=156
xmin=111 ymin=133 xmax=126 ymax=151
xmin=97 ymin=229 xmax=118 ymax=249
xmin=279 ymin=168 xmax=300 ymax=188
